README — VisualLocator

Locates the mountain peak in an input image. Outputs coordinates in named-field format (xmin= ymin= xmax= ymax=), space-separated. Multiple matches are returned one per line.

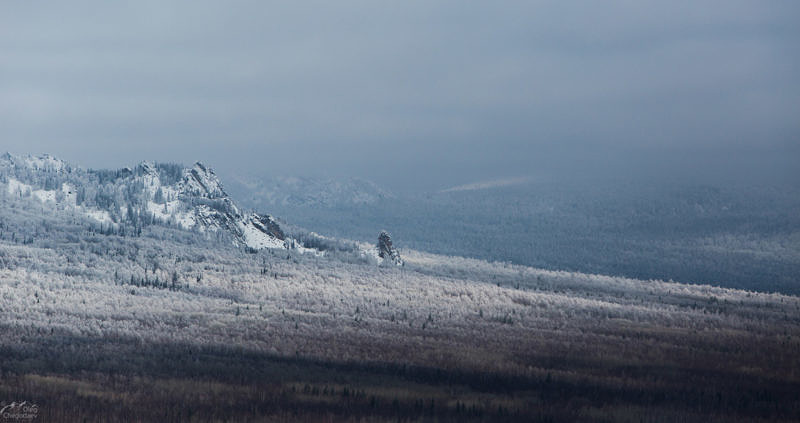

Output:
xmin=136 ymin=161 xmax=158 ymax=176
xmin=183 ymin=161 xmax=226 ymax=199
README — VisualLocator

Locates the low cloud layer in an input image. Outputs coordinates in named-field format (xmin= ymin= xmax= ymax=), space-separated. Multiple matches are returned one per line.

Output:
xmin=1 ymin=1 xmax=798 ymax=189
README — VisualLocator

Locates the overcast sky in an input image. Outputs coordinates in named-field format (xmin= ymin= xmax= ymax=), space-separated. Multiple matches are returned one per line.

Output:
xmin=1 ymin=1 xmax=798 ymax=190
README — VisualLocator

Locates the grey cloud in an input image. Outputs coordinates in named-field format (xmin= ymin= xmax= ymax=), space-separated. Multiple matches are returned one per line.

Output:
xmin=1 ymin=1 xmax=797 ymax=189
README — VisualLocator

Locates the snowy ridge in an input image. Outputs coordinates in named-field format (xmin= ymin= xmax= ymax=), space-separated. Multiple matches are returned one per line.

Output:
xmin=0 ymin=154 xmax=301 ymax=252
xmin=1 ymin=152 xmax=70 ymax=173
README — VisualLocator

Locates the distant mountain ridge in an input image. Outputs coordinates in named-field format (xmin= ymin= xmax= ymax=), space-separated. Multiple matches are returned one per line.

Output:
xmin=0 ymin=153 xmax=289 ymax=251
xmin=225 ymin=174 xmax=393 ymax=210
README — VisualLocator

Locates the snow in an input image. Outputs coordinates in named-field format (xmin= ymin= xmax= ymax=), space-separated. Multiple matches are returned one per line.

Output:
xmin=149 ymin=201 xmax=196 ymax=230
xmin=83 ymin=208 xmax=114 ymax=225
xmin=7 ymin=178 xmax=58 ymax=203
xmin=179 ymin=163 xmax=226 ymax=199
xmin=139 ymin=162 xmax=161 ymax=196
xmin=147 ymin=200 xmax=177 ymax=220
xmin=0 ymin=225 xmax=796 ymax=384
xmin=6 ymin=178 xmax=31 ymax=196
xmin=6 ymin=178 xmax=111 ymax=225
xmin=23 ymin=154 xmax=67 ymax=172
xmin=357 ymin=241 xmax=383 ymax=263
xmin=33 ymin=189 xmax=56 ymax=203
xmin=61 ymin=183 xmax=77 ymax=206
xmin=238 ymin=221 xmax=285 ymax=249
xmin=291 ymin=243 xmax=324 ymax=256
xmin=4 ymin=155 xmax=308 ymax=254
xmin=175 ymin=212 xmax=196 ymax=230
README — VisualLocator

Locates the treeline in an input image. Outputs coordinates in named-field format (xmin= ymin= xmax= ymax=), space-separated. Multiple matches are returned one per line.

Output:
xmin=0 ymin=157 xmax=192 ymax=229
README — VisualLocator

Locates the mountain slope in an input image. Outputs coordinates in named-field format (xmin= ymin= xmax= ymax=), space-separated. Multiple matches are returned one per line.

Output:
xmin=0 ymin=153 xmax=288 ymax=250
xmin=0 ymin=155 xmax=798 ymax=421
xmin=0 ymin=199 xmax=798 ymax=421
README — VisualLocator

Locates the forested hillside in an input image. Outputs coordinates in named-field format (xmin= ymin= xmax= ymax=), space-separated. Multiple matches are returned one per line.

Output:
xmin=235 ymin=176 xmax=800 ymax=294
xmin=1 ymin=156 xmax=799 ymax=421
xmin=0 ymin=154 xmax=293 ymax=251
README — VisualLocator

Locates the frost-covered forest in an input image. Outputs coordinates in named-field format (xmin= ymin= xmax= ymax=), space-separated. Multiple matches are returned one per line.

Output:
xmin=230 ymin=176 xmax=800 ymax=295
xmin=1 ymin=156 xmax=799 ymax=421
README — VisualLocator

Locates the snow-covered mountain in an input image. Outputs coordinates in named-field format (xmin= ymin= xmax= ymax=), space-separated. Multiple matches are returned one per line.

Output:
xmin=0 ymin=153 xmax=288 ymax=250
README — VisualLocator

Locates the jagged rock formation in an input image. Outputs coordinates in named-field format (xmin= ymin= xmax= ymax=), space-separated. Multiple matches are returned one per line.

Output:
xmin=0 ymin=153 xmax=289 ymax=251
xmin=377 ymin=230 xmax=403 ymax=266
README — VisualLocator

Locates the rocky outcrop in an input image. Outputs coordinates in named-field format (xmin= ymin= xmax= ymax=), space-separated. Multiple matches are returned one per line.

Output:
xmin=253 ymin=214 xmax=285 ymax=240
xmin=0 ymin=154 xmax=292 ymax=252
xmin=377 ymin=230 xmax=403 ymax=266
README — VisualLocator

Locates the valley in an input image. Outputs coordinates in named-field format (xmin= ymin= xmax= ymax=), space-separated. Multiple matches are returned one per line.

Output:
xmin=0 ymin=155 xmax=798 ymax=421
